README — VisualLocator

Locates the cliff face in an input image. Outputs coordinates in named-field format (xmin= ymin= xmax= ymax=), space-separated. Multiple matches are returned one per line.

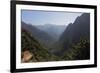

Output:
xmin=53 ymin=13 xmax=90 ymax=56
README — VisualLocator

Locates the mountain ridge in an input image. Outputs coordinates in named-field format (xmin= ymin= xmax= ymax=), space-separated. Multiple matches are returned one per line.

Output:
xmin=21 ymin=21 xmax=55 ymax=49
xmin=52 ymin=13 xmax=90 ymax=56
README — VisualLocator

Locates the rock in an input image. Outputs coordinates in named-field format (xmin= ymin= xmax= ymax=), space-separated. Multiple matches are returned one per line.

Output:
xmin=22 ymin=50 xmax=33 ymax=63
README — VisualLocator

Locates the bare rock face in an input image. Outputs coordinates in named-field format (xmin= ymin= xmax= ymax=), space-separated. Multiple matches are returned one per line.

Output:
xmin=22 ymin=50 xmax=33 ymax=63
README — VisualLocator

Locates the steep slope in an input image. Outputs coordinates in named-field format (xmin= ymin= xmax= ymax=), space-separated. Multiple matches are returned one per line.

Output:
xmin=53 ymin=13 xmax=90 ymax=56
xmin=21 ymin=29 xmax=60 ymax=62
xmin=62 ymin=39 xmax=90 ymax=60
xmin=21 ymin=22 xmax=55 ymax=48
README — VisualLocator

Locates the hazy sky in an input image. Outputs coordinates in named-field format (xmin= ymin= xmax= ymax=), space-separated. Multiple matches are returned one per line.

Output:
xmin=21 ymin=10 xmax=83 ymax=26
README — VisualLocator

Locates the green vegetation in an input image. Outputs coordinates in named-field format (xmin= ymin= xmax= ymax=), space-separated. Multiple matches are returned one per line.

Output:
xmin=21 ymin=13 xmax=90 ymax=63
xmin=62 ymin=39 xmax=90 ymax=60
xmin=21 ymin=29 xmax=90 ymax=62
xmin=21 ymin=29 xmax=60 ymax=62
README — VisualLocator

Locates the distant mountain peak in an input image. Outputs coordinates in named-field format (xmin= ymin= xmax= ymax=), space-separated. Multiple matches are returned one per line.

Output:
xmin=45 ymin=23 xmax=55 ymax=26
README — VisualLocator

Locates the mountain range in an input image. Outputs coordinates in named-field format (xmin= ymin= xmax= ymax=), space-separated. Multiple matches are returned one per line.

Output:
xmin=21 ymin=13 xmax=90 ymax=62
xmin=21 ymin=22 xmax=55 ymax=48
xmin=35 ymin=24 xmax=66 ymax=40
xmin=52 ymin=13 xmax=90 ymax=56
xmin=21 ymin=29 xmax=60 ymax=62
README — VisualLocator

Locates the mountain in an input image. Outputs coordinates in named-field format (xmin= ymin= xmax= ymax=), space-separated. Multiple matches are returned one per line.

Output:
xmin=21 ymin=22 xmax=55 ymax=48
xmin=62 ymin=39 xmax=90 ymax=60
xmin=21 ymin=29 xmax=60 ymax=62
xmin=53 ymin=13 xmax=90 ymax=56
xmin=35 ymin=24 xmax=66 ymax=40
xmin=21 ymin=13 xmax=90 ymax=61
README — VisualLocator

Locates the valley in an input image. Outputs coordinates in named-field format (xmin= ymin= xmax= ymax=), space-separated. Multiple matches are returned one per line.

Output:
xmin=21 ymin=13 xmax=90 ymax=63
